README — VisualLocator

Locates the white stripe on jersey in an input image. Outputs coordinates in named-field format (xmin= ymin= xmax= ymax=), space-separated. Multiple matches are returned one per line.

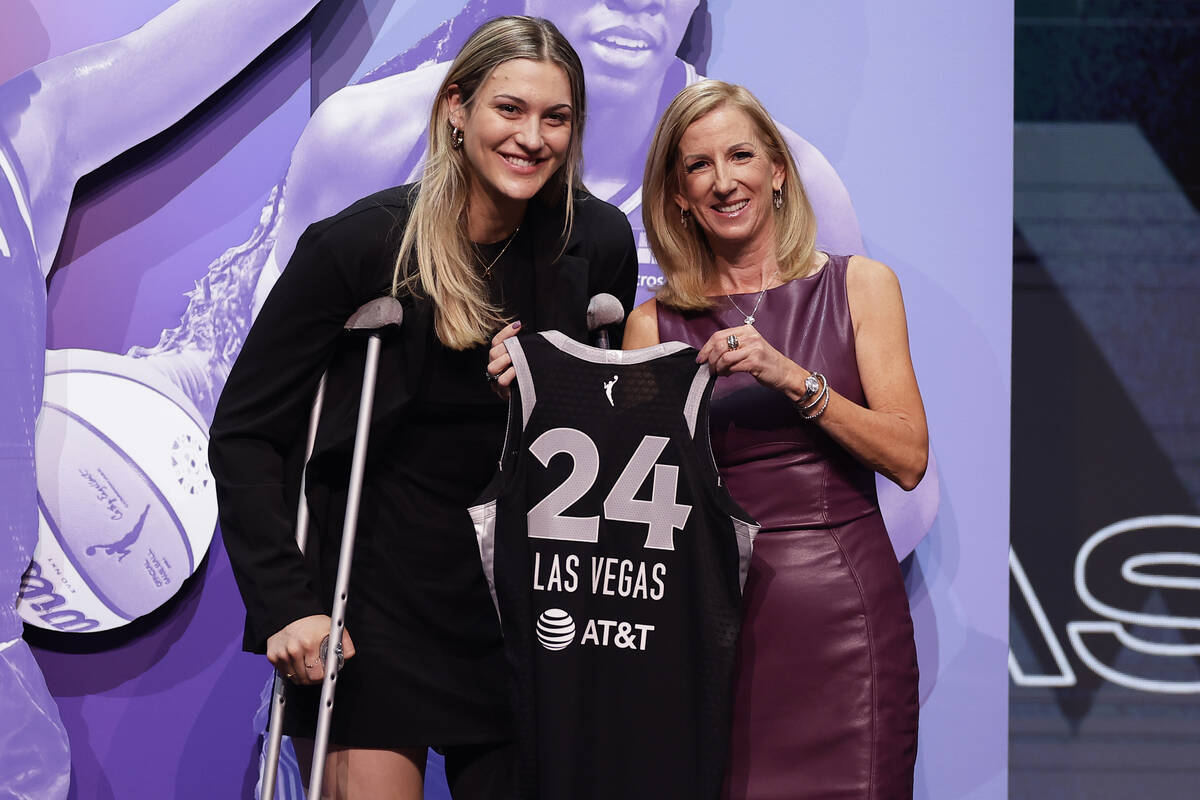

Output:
xmin=683 ymin=362 xmax=710 ymax=439
xmin=504 ymin=336 xmax=536 ymax=430
xmin=469 ymin=499 xmax=500 ymax=617
xmin=731 ymin=516 xmax=758 ymax=589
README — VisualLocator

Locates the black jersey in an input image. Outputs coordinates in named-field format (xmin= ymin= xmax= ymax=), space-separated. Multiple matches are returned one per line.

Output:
xmin=470 ymin=331 xmax=757 ymax=800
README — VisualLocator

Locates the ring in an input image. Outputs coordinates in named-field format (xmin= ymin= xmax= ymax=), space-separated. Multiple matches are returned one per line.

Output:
xmin=485 ymin=369 xmax=499 ymax=383
xmin=285 ymin=672 xmax=294 ymax=679
xmin=726 ymin=334 xmax=740 ymax=351
xmin=320 ymin=635 xmax=346 ymax=671
xmin=303 ymin=661 xmax=314 ymax=670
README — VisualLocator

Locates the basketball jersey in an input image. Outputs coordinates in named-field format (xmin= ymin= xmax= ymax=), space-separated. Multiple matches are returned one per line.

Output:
xmin=470 ymin=331 xmax=757 ymax=800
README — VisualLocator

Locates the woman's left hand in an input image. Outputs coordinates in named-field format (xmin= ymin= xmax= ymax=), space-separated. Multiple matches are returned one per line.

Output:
xmin=695 ymin=324 xmax=797 ymax=391
xmin=486 ymin=320 xmax=522 ymax=399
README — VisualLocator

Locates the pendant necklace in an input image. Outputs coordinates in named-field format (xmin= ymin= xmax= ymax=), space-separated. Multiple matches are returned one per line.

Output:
xmin=478 ymin=225 xmax=520 ymax=279
xmin=726 ymin=270 xmax=778 ymax=325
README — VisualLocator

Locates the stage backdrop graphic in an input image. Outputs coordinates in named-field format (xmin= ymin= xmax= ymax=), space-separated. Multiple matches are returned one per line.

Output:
xmin=1009 ymin=3 xmax=1200 ymax=798
xmin=4 ymin=2 xmax=1010 ymax=798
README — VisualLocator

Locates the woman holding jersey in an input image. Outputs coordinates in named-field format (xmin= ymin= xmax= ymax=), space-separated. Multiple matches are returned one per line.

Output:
xmin=210 ymin=16 xmax=636 ymax=799
xmin=625 ymin=80 xmax=924 ymax=799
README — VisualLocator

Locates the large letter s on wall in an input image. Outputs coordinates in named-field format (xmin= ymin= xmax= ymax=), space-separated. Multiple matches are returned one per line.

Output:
xmin=1069 ymin=515 xmax=1200 ymax=694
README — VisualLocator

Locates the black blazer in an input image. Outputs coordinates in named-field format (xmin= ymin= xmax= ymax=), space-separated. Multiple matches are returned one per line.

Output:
xmin=209 ymin=184 xmax=638 ymax=651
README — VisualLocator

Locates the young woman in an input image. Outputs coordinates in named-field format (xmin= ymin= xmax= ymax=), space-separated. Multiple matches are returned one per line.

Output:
xmin=209 ymin=17 xmax=637 ymax=799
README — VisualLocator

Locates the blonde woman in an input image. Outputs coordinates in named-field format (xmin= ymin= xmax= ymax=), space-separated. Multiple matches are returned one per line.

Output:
xmin=625 ymin=81 xmax=924 ymax=798
xmin=210 ymin=17 xmax=636 ymax=799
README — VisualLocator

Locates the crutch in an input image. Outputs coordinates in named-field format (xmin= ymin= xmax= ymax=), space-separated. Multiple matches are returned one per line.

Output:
xmin=261 ymin=296 xmax=405 ymax=800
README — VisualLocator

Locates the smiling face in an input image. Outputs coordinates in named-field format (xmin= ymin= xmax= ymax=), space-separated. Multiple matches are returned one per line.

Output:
xmin=448 ymin=58 xmax=574 ymax=228
xmin=674 ymin=104 xmax=785 ymax=255
xmin=525 ymin=0 xmax=698 ymax=98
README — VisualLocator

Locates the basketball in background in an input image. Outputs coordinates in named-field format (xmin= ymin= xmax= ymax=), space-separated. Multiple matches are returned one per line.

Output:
xmin=18 ymin=349 xmax=217 ymax=632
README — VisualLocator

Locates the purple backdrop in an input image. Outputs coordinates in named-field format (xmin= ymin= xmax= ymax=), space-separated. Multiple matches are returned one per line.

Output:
xmin=3 ymin=1 xmax=1010 ymax=797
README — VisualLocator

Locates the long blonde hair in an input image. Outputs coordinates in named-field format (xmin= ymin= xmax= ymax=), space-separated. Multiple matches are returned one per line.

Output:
xmin=393 ymin=16 xmax=586 ymax=350
xmin=643 ymin=80 xmax=818 ymax=311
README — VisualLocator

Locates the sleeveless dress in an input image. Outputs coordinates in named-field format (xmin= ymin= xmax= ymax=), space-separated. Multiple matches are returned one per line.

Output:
xmin=656 ymin=254 xmax=919 ymax=800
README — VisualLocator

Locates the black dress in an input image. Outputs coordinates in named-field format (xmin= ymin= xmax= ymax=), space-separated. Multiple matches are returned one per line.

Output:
xmin=284 ymin=232 xmax=537 ymax=747
xmin=209 ymin=185 xmax=637 ymax=750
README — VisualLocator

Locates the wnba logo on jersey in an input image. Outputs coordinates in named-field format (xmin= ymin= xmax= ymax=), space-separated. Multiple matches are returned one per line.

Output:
xmin=603 ymin=375 xmax=618 ymax=407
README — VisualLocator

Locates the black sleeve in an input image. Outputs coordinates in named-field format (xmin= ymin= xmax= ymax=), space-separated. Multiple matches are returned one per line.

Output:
xmin=208 ymin=215 xmax=383 ymax=652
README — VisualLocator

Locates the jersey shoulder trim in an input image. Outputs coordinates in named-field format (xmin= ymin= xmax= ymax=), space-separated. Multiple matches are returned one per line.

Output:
xmin=540 ymin=330 xmax=690 ymax=364
xmin=504 ymin=335 xmax=535 ymax=430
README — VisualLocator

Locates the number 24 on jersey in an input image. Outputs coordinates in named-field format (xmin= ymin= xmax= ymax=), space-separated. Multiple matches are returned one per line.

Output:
xmin=526 ymin=427 xmax=692 ymax=551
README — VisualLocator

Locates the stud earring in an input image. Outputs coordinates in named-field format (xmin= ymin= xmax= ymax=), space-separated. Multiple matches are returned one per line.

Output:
xmin=773 ymin=188 xmax=783 ymax=210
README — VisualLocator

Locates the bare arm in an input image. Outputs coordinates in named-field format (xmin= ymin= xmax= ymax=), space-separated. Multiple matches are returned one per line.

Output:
xmin=269 ymin=81 xmax=424 ymax=271
xmin=2 ymin=0 xmax=318 ymax=268
xmin=252 ymin=68 xmax=441 ymax=312
xmin=829 ymin=256 xmax=927 ymax=488
xmin=695 ymin=257 xmax=927 ymax=490
xmin=23 ymin=0 xmax=319 ymax=181
xmin=622 ymin=298 xmax=661 ymax=349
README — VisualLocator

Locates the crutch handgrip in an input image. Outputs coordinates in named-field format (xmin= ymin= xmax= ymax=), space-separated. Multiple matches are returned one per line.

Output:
xmin=344 ymin=295 xmax=406 ymax=333
xmin=586 ymin=292 xmax=625 ymax=350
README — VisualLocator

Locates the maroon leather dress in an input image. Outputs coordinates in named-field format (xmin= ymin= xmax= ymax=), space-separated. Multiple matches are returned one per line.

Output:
xmin=656 ymin=254 xmax=919 ymax=799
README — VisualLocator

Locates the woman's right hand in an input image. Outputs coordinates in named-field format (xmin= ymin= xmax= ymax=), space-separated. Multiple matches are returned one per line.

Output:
xmin=266 ymin=614 xmax=356 ymax=685
xmin=695 ymin=323 xmax=800 ymax=394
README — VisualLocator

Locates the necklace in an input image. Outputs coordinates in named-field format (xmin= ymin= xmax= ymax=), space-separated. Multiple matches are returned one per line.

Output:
xmin=478 ymin=225 xmax=520 ymax=279
xmin=726 ymin=270 xmax=778 ymax=325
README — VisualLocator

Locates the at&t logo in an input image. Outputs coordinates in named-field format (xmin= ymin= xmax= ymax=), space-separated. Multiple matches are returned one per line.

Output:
xmin=536 ymin=608 xmax=655 ymax=652
xmin=537 ymin=608 xmax=576 ymax=651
